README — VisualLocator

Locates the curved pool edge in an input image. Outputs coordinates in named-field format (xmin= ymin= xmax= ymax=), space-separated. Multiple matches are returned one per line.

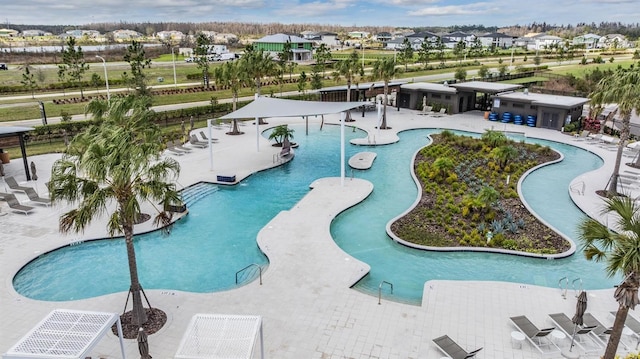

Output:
xmin=384 ymin=131 xmax=579 ymax=259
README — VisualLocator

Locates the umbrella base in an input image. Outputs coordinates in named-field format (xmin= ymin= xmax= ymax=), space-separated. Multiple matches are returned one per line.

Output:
xmin=561 ymin=349 xmax=580 ymax=358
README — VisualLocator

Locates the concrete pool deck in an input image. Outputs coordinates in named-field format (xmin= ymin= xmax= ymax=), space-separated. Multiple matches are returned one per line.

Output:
xmin=0 ymin=108 xmax=636 ymax=358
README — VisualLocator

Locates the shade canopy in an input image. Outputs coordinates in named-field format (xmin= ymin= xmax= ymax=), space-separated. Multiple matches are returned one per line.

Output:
xmin=175 ymin=314 xmax=263 ymax=359
xmin=218 ymin=96 xmax=372 ymax=120
xmin=3 ymin=309 xmax=126 ymax=359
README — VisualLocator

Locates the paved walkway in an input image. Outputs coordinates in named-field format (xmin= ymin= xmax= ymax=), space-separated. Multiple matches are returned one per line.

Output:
xmin=0 ymin=108 xmax=636 ymax=358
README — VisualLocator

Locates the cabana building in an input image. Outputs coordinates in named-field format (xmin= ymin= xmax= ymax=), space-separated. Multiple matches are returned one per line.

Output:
xmin=397 ymin=81 xmax=522 ymax=114
xmin=491 ymin=91 xmax=589 ymax=130
xmin=319 ymin=81 xmax=406 ymax=103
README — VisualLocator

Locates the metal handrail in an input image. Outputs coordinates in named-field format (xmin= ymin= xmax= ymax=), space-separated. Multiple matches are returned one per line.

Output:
xmin=235 ymin=263 xmax=262 ymax=285
xmin=572 ymin=278 xmax=583 ymax=297
xmin=569 ymin=181 xmax=585 ymax=195
xmin=558 ymin=277 xmax=569 ymax=299
xmin=378 ymin=280 xmax=393 ymax=305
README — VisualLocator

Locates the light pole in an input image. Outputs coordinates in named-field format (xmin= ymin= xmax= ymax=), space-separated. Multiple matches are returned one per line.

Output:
xmin=95 ymin=55 xmax=110 ymax=102
xmin=172 ymin=47 xmax=178 ymax=88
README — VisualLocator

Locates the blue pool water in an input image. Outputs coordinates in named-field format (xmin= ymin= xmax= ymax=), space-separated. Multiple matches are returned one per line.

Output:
xmin=13 ymin=124 xmax=617 ymax=303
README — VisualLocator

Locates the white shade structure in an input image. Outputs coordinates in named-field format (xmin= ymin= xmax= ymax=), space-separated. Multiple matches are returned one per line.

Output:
xmin=215 ymin=96 xmax=372 ymax=186
xmin=3 ymin=309 xmax=126 ymax=359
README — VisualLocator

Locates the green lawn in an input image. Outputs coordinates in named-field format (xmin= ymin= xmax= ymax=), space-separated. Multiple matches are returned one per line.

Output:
xmin=550 ymin=59 xmax=637 ymax=76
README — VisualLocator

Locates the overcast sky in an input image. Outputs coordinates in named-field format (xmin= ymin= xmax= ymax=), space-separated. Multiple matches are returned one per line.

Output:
xmin=3 ymin=0 xmax=639 ymax=27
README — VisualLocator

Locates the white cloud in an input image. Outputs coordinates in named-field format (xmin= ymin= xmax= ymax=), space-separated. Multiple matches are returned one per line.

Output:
xmin=408 ymin=2 xmax=495 ymax=16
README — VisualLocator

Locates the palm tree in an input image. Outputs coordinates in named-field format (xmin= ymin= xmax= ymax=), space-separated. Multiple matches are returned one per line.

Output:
xmin=268 ymin=125 xmax=295 ymax=146
xmin=214 ymin=61 xmax=247 ymax=135
xmin=589 ymin=66 xmax=640 ymax=196
xmin=49 ymin=95 xmax=181 ymax=327
xmin=240 ymin=45 xmax=276 ymax=124
xmin=491 ymin=145 xmax=518 ymax=170
xmin=578 ymin=196 xmax=640 ymax=359
xmin=332 ymin=50 xmax=363 ymax=121
xmin=370 ymin=57 xmax=400 ymax=129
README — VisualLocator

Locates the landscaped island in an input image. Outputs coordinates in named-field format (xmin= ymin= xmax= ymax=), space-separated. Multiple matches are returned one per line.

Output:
xmin=391 ymin=130 xmax=570 ymax=254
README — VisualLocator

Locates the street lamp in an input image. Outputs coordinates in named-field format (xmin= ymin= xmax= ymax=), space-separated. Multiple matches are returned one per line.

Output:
xmin=172 ymin=47 xmax=178 ymax=88
xmin=95 ymin=55 xmax=110 ymax=102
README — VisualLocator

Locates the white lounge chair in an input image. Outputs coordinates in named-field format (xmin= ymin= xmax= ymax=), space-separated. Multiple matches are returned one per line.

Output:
xmin=189 ymin=135 xmax=208 ymax=148
xmin=510 ymin=315 xmax=560 ymax=356
xmin=548 ymin=312 xmax=602 ymax=354
xmin=0 ymin=192 xmax=35 ymax=215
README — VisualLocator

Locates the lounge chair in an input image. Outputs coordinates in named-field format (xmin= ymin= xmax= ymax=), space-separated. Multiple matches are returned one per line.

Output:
xmin=23 ymin=187 xmax=51 ymax=206
xmin=548 ymin=313 xmax=601 ymax=353
xmin=189 ymin=134 xmax=208 ymax=148
xmin=199 ymin=131 xmax=219 ymax=143
xmin=172 ymin=140 xmax=192 ymax=152
xmin=573 ymin=130 xmax=590 ymax=141
xmin=612 ymin=311 xmax=640 ymax=350
xmin=510 ymin=315 xmax=560 ymax=356
xmin=165 ymin=142 xmax=186 ymax=156
xmin=582 ymin=313 xmax=625 ymax=349
xmin=432 ymin=335 xmax=482 ymax=359
xmin=0 ymin=192 xmax=35 ymax=215
xmin=5 ymin=176 xmax=32 ymax=194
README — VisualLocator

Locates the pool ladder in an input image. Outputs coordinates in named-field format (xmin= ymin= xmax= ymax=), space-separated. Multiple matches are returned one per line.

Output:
xmin=558 ymin=277 xmax=583 ymax=299
xmin=378 ymin=280 xmax=393 ymax=305
xmin=236 ymin=263 xmax=263 ymax=285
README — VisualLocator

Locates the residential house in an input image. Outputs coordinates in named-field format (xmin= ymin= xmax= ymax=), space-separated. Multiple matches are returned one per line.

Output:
xmin=213 ymin=33 xmax=238 ymax=44
xmin=302 ymin=31 xmax=340 ymax=48
xmin=112 ymin=29 xmax=142 ymax=41
xmin=442 ymin=31 xmax=475 ymax=45
xmin=0 ymin=28 xmax=19 ymax=37
xmin=21 ymin=29 xmax=48 ymax=37
xmin=375 ymin=32 xmax=392 ymax=43
xmin=572 ymin=33 xmax=601 ymax=49
xmin=157 ymin=30 xmax=185 ymax=42
xmin=347 ymin=31 xmax=369 ymax=39
xmin=477 ymin=32 xmax=514 ymax=49
xmin=63 ymin=29 xmax=100 ymax=39
xmin=598 ymin=34 xmax=630 ymax=49
xmin=253 ymin=33 xmax=314 ymax=62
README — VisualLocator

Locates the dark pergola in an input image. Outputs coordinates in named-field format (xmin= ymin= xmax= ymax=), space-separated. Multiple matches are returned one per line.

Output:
xmin=0 ymin=126 xmax=35 ymax=180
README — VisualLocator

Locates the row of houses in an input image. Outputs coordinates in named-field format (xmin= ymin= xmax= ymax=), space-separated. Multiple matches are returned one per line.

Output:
xmin=0 ymin=28 xmax=239 ymax=44
xmin=383 ymin=31 xmax=633 ymax=51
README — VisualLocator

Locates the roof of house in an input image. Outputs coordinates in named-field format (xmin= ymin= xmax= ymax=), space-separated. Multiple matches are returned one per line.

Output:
xmin=408 ymin=31 xmax=438 ymax=39
xmin=256 ymin=33 xmax=312 ymax=44
xmin=479 ymin=32 xmax=514 ymax=38
xmin=495 ymin=91 xmax=589 ymax=109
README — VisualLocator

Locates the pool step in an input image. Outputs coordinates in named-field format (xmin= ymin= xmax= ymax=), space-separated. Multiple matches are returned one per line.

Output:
xmin=235 ymin=265 xmax=262 ymax=285
xmin=181 ymin=182 xmax=219 ymax=206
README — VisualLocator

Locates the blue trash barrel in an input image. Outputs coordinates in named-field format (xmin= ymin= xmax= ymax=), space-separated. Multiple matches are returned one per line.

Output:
xmin=514 ymin=115 xmax=523 ymax=125
xmin=489 ymin=113 xmax=498 ymax=121
xmin=501 ymin=112 xmax=512 ymax=123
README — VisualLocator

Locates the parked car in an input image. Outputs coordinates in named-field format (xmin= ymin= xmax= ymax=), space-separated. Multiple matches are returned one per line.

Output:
xmin=0 ymin=63 xmax=7 ymax=70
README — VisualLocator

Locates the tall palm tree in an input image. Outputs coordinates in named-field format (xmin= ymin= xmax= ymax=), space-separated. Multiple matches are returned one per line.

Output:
xmin=240 ymin=44 xmax=275 ymax=124
xmin=589 ymin=67 xmax=640 ymax=195
xmin=332 ymin=50 xmax=363 ymax=121
xmin=578 ymin=196 xmax=640 ymax=359
xmin=214 ymin=61 xmax=247 ymax=134
xmin=49 ymin=95 xmax=181 ymax=326
xmin=370 ymin=57 xmax=400 ymax=129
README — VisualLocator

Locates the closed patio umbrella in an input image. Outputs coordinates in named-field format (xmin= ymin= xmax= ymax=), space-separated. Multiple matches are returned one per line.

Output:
xmin=137 ymin=327 xmax=151 ymax=359
xmin=570 ymin=290 xmax=588 ymax=351
xmin=0 ymin=162 xmax=4 ymax=177
xmin=30 ymin=161 xmax=38 ymax=181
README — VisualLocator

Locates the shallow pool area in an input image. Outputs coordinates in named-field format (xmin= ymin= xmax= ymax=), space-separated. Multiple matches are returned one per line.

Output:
xmin=12 ymin=124 xmax=617 ymax=303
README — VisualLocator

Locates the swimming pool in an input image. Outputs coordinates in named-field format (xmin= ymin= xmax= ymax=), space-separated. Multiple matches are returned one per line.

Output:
xmin=13 ymin=124 xmax=616 ymax=303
